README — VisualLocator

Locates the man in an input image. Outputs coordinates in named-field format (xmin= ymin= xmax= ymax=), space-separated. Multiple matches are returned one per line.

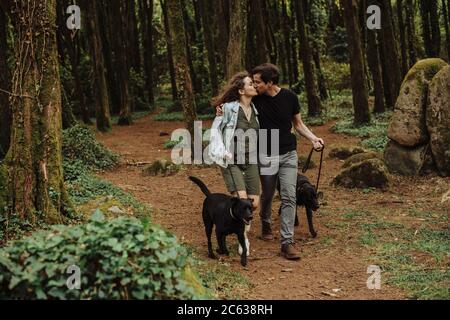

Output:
xmin=251 ymin=63 xmax=324 ymax=260
xmin=217 ymin=63 xmax=324 ymax=260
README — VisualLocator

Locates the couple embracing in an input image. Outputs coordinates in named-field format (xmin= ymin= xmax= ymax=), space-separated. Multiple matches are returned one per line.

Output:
xmin=209 ymin=63 xmax=324 ymax=260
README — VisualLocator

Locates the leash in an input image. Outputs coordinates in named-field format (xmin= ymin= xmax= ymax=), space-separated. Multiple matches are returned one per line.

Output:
xmin=302 ymin=142 xmax=324 ymax=192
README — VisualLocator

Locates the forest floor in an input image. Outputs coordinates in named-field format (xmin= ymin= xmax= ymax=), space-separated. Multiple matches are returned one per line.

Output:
xmin=96 ymin=109 xmax=449 ymax=300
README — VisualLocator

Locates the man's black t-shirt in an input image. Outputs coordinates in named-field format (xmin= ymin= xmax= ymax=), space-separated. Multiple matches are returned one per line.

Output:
xmin=253 ymin=88 xmax=300 ymax=155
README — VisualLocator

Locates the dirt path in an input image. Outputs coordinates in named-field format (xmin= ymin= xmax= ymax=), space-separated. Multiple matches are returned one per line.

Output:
xmin=94 ymin=112 xmax=447 ymax=300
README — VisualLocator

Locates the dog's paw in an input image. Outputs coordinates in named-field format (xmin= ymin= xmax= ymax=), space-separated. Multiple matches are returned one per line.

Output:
xmin=208 ymin=252 xmax=217 ymax=259
xmin=238 ymin=239 xmax=250 ymax=256
xmin=240 ymin=256 xmax=247 ymax=267
xmin=216 ymin=248 xmax=230 ymax=256
xmin=311 ymin=231 xmax=317 ymax=238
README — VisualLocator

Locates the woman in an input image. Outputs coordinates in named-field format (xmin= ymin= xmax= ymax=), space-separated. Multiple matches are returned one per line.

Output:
xmin=209 ymin=72 xmax=260 ymax=215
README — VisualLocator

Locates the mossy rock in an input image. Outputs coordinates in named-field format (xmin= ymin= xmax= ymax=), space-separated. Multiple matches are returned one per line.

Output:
xmin=142 ymin=159 xmax=181 ymax=177
xmin=329 ymin=146 xmax=365 ymax=160
xmin=384 ymin=139 xmax=435 ymax=176
xmin=332 ymin=158 xmax=389 ymax=189
xmin=387 ymin=58 xmax=448 ymax=147
xmin=298 ymin=155 xmax=317 ymax=170
xmin=76 ymin=196 xmax=132 ymax=221
xmin=342 ymin=152 xmax=381 ymax=169
xmin=426 ymin=66 xmax=450 ymax=176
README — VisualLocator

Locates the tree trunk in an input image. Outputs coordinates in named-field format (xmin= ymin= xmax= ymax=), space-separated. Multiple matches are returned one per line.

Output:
xmin=252 ymin=0 xmax=270 ymax=64
xmin=397 ymin=0 xmax=409 ymax=76
xmin=295 ymin=0 xmax=321 ymax=116
xmin=341 ymin=0 xmax=370 ymax=124
xmin=406 ymin=0 xmax=417 ymax=67
xmin=366 ymin=28 xmax=385 ymax=113
xmin=444 ymin=0 xmax=450 ymax=61
xmin=217 ymin=0 xmax=229 ymax=68
xmin=420 ymin=0 xmax=434 ymax=57
xmin=3 ymin=0 xmax=72 ymax=223
xmin=429 ymin=0 xmax=441 ymax=57
xmin=378 ymin=0 xmax=402 ymax=108
xmin=226 ymin=0 xmax=247 ymax=79
xmin=0 ymin=6 xmax=11 ymax=159
xmin=161 ymin=0 xmax=178 ymax=103
xmin=281 ymin=0 xmax=293 ymax=87
xmin=110 ymin=0 xmax=132 ymax=125
xmin=139 ymin=0 xmax=155 ymax=106
xmin=199 ymin=0 xmax=219 ymax=95
xmin=85 ymin=0 xmax=112 ymax=131
xmin=166 ymin=0 xmax=197 ymax=135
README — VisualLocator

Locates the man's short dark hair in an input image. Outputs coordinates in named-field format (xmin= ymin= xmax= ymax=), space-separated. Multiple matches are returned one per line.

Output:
xmin=251 ymin=63 xmax=280 ymax=85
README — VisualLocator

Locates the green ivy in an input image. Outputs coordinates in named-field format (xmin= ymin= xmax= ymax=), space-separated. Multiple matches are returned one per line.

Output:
xmin=0 ymin=212 xmax=207 ymax=300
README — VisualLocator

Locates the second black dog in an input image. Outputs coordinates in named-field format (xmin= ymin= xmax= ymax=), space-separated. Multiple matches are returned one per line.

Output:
xmin=277 ymin=174 xmax=320 ymax=238
xmin=189 ymin=176 xmax=253 ymax=267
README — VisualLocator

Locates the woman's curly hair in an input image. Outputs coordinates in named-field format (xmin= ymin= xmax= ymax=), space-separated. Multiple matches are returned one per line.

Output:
xmin=211 ymin=72 xmax=250 ymax=107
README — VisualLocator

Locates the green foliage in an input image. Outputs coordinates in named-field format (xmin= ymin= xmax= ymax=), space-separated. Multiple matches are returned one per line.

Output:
xmin=328 ymin=26 xmax=348 ymax=62
xmin=331 ymin=111 xmax=392 ymax=152
xmin=0 ymin=213 xmax=207 ymax=299
xmin=130 ymin=68 xmax=154 ymax=111
xmin=62 ymin=125 xmax=119 ymax=177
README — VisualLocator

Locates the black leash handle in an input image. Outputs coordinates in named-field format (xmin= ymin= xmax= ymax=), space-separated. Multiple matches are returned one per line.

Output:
xmin=302 ymin=142 xmax=324 ymax=192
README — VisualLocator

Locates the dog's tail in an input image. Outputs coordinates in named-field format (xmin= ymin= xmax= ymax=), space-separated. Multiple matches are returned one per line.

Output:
xmin=188 ymin=176 xmax=211 ymax=196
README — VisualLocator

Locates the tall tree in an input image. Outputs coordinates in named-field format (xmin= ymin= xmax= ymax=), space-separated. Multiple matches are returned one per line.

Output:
xmin=378 ymin=0 xmax=402 ymax=107
xmin=252 ymin=0 xmax=270 ymax=64
xmin=444 ymin=0 xmax=450 ymax=61
xmin=281 ymin=0 xmax=293 ymax=87
xmin=160 ymin=0 xmax=178 ymax=103
xmin=397 ymin=0 xmax=409 ymax=76
xmin=366 ymin=28 xmax=385 ymax=113
xmin=0 ymin=5 xmax=11 ymax=159
xmin=295 ymin=0 xmax=322 ymax=116
xmin=110 ymin=0 xmax=132 ymax=125
xmin=199 ymin=0 xmax=219 ymax=95
xmin=420 ymin=0 xmax=441 ymax=57
xmin=226 ymin=0 xmax=247 ymax=79
xmin=2 ymin=0 xmax=72 ymax=223
xmin=406 ymin=0 xmax=417 ymax=67
xmin=341 ymin=0 xmax=370 ymax=124
xmin=85 ymin=0 xmax=112 ymax=131
xmin=139 ymin=0 xmax=155 ymax=106
xmin=166 ymin=0 xmax=197 ymax=135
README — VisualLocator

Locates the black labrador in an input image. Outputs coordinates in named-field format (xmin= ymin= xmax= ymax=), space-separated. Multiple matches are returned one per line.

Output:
xmin=277 ymin=174 xmax=320 ymax=238
xmin=189 ymin=176 xmax=253 ymax=267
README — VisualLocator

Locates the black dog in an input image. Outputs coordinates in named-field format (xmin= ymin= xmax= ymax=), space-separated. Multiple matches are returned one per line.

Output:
xmin=189 ymin=176 xmax=253 ymax=267
xmin=277 ymin=174 xmax=320 ymax=238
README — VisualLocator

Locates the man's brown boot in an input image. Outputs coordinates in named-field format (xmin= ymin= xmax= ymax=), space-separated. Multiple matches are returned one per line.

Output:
xmin=261 ymin=222 xmax=274 ymax=241
xmin=281 ymin=243 xmax=301 ymax=260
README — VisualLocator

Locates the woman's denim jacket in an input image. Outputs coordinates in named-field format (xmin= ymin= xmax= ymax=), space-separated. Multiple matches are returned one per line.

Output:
xmin=208 ymin=101 xmax=259 ymax=168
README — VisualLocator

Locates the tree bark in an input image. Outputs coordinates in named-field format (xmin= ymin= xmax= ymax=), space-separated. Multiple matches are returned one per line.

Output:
xmin=199 ymin=0 xmax=219 ymax=95
xmin=397 ymin=0 xmax=409 ymax=76
xmin=378 ymin=0 xmax=402 ymax=108
xmin=217 ymin=0 xmax=229 ymax=68
xmin=252 ymin=0 xmax=270 ymax=64
xmin=85 ymin=0 xmax=112 ymax=131
xmin=406 ymin=0 xmax=417 ymax=67
xmin=139 ymin=0 xmax=155 ymax=106
xmin=166 ymin=0 xmax=197 ymax=136
xmin=295 ymin=0 xmax=321 ymax=116
xmin=226 ymin=0 xmax=247 ymax=79
xmin=443 ymin=0 xmax=450 ymax=61
xmin=429 ymin=0 xmax=441 ymax=57
xmin=0 ymin=6 xmax=11 ymax=159
xmin=341 ymin=0 xmax=370 ymax=124
xmin=161 ymin=0 xmax=178 ymax=103
xmin=4 ymin=0 xmax=72 ymax=223
xmin=281 ymin=0 xmax=293 ymax=87
xmin=366 ymin=29 xmax=385 ymax=113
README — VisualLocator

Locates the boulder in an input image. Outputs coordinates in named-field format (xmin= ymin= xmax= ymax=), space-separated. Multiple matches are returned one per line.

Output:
xmin=426 ymin=66 xmax=450 ymax=176
xmin=384 ymin=139 xmax=435 ymax=176
xmin=329 ymin=146 xmax=365 ymax=160
xmin=387 ymin=58 xmax=448 ymax=147
xmin=342 ymin=152 xmax=381 ymax=169
xmin=332 ymin=158 xmax=389 ymax=189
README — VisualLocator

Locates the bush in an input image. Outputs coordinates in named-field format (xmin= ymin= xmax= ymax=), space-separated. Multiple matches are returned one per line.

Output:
xmin=0 ymin=212 xmax=207 ymax=299
xmin=62 ymin=125 xmax=119 ymax=175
